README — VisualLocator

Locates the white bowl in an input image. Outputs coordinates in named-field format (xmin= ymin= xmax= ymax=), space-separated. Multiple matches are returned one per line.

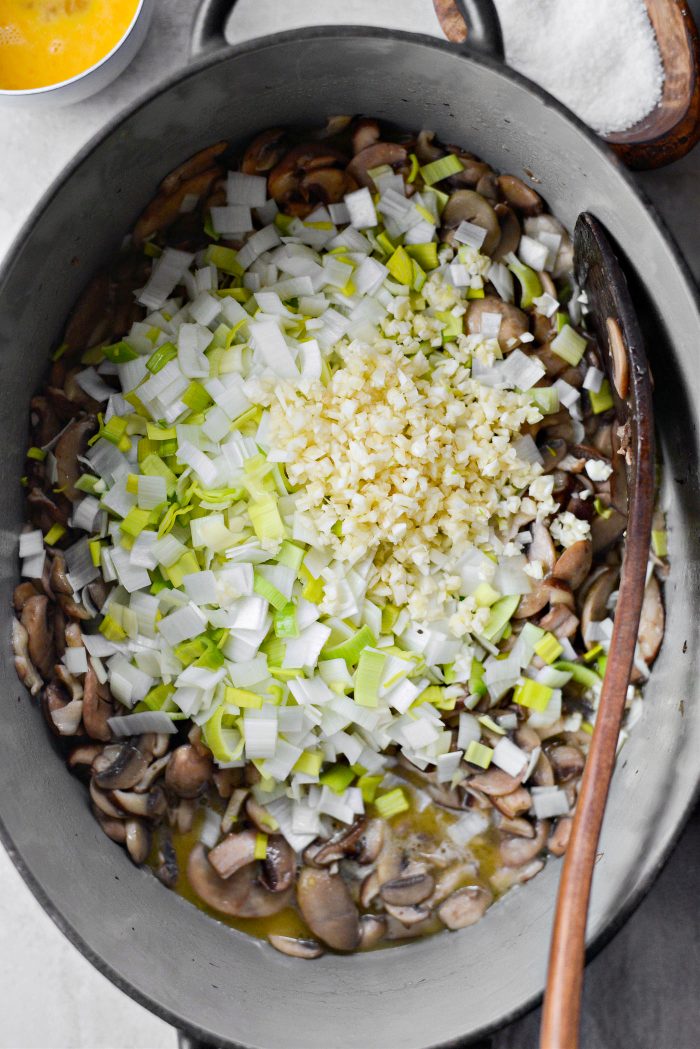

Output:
xmin=0 ymin=0 xmax=154 ymax=109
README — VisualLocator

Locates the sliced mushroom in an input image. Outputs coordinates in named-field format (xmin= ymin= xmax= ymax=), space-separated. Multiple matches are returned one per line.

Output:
xmin=94 ymin=743 xmax=148 ymax=790
xmin=514 ymin=582 xmax=551 ymax=620
xmin=491 ymin=859 xmax=545 ymax=893
xmin=154 ymin=831 xmax=179 ymax=887
xmin=297 ymin=868 xmax=361 ymax=951
xmin=242 ymin=127 xmax=288 ymax=175
xmin=591 ymin=507 xmax=627 ymax=554
xmin=533 ymin=751 xmax=555 ymax=787
xmin=245 ymin=796 xmax=279 ymax=833
xmin=81 ymin=669 xmax=113 ymax=741
xmin=347 ymin=142 xmax=408 ymax=188
xmin=547 ymin=744 xmax=585 ymax=783
xmin=169 ymin=798 xmax=198 ymax=835
xmin=93 ymin=807 xmax=127 ymax=844
xmin=468 ymin=768 xmax=522 ymax=797
xmin=12 ymin=619 xmax=43 ymax=696
xmin=441 ymin=190 xmax=500 ymax=255
xmin=437 ymin=885 xmax=492 ymax=930
xmin=383 ymin=902 xmax=431 ymax=927
xmin=268 ymin=143 xmax=350 ymax=216
xmin=548 ymin=817 xmax=573 ymax=856
xmin=161 ymin=141 xmax=228 ymax=194
xmin=429 ymin=861 xmax=479 ymax=906
xmin=580 ymin=566 xmax=618 ymax=644
xmin=311 ymin=817 xmax=384 ymax=866
xmin=529 ymin=521 xmax=556 ymax=574
xmin=269 ymin=935 xmax=324 ymax=960
xmin=415 ymin=130 xmax=443 ymax=163
xmin=63 ymin=272 xmax=110 ymax=352
xmin=352 ymin=118 xmax=381 ymax=154
xmin=466 ymin=296 xmax=529 ymax=352
xmin=20 ymin=595 xmax=55 ymax=680
xmin=538 ymin=604 xmax=579 ymax=640
xmin=427 ymin=782 xmax=467 ymax=810
xmin=492 ymin=203 xmax=521 ymax=261
xmin=496 ymin=815 xmax=536 ymax=838
xmin=208 ymin=829 xmax=258 ymax=879
xmin=260 ymin=836 xmax=296 ymax=893
xmin=492 ymin=786 xmax=532 ymax=819
xmin=497 ymin=175 xmax=543 ymax=216
xmin=89 ymin=779 xmax=126 ymax=819
xmin=44 ymin=689 xmax=83 ymax=736
xmin=133 ymin=167 xmax=221 ymax=247
xmin=134 ymin=753 xmax=171 ymax=794
xmin=358 ymin=914 xmax=388 ymax=950
xmin=165 ymin=744 xmax=213 ymax=798
xmin=111 ymin=785 xmax=167 ymax=820
xmin=446 ymin=149 xmax=492 ymax=189
xmin=54 ymin=416 xmax=98 ymax=501
xmin=13 ymin=582 xmax=40 ymax=612
xmin=553 ymin=539 xmax=593 ymax=590
xmin=187 ymin=843 xmax=293 ymax=918
xmin=125 ymin=819 xmax=151 ymax=864
xmin=380 ymin=872 xmax=435 ymax=907
xmin=67 ymin=742 xmax=104 ymax=770
xmin=499 ymin=819 xmax=549 ymax=866
xmin=638 ymin=574 xmax=664 ymax=667
xmin=54 ymin=664 xmax=83 ymax=702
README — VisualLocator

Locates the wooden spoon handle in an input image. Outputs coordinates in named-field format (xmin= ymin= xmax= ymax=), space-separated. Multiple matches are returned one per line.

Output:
xmin=540 ymin=214 xmax=655 ymax=1049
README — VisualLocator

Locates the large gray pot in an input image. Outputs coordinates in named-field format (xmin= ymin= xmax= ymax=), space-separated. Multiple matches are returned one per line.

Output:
xmin=0 ymin=5 xmax=698 ymax=1048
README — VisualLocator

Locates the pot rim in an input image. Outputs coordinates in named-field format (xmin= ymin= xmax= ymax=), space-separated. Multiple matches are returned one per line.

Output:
xmin=0 ymin=24 xmax=698 ymax=1049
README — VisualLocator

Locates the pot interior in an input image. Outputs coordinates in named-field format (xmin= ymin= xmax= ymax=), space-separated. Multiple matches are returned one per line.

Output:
xmin=0 ymin=30 xmax=698 ymax=1049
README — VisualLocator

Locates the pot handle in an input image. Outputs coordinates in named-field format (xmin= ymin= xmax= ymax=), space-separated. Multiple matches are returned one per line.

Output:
xmin=190 ymin=0 xmax=503 ymax=60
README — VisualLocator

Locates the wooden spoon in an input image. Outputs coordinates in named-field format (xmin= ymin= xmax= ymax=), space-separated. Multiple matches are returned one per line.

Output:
xmin=540 ymin=213 xmax=655 ymax=1049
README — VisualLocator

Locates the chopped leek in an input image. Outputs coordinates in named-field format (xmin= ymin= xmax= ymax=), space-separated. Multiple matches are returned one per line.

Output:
xmin=465 ymin=740 xmax=493 ymax=769
xmin=513 ymin=679 xmax=553 ymax=711
xmin=420 ymin=154 xmax=464 ymax=186
xmin=534 ymin=632 xmax=564 ymax=664
xmin=589 ymin=379 xmax=614 ymax=414
xmin=374 ymin=787 xmax=409 ymax=819
xmin=551 ymin=323 xmax=587 ymax=366
xmin=354 ymin=649 xmax=386 ymax=707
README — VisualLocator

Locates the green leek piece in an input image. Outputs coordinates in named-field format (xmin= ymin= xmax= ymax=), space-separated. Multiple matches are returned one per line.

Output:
xmin=374 ymin=787 xmax=409 ymax=819
xmin=513 ymin=678 xmax=554 ymax=711
xmin=100 ymin=415 xmax=129 ymax=447
xmin=473 ymin=582 xmax=501 ymax=608
xmin=276 ymin=540 xmax=306 ymax=571
xmin=407 ymin=153 xmax=420 ymax=183
xmin=248 ymin=495 xmax=285 ymax=542
xmin=589 ymin=379 xmax=614 ymax=414
xmin=482 ymin=595 xmax=520 ymax=641
xmin=322 ymin=624 xmax=376 ymax=665
xmin=44 ymin=523 xmax=66 ymax=546
xmin=253 ymin=570 xmax=288 ymax=611
xmin=146 ymin=341 xmax=178 ymax=374
xmin=103 ymin=340 xmax=138 ymax=364
xmin=436 ymin=309 xmax=463 ymax=342
xmin=205 ymin=244 xmax=244 ymax=276
xmin=164 ymin=550 xmax=200 ymax=588
xmin=225 ymin=686 xmax=263 ymax=709
xmin=357 ymin=773 xmax=383 ymax=804
xmin=555 ymin=311 xmax=569 ymax=333
xmin=583 ymin=643 xmax=603 ymax=663
xmin=467 ymin=286 xmax=485 ymax=300
xmin=293 ymin=750 xmax=323 ymax=778
xmin=140 ymin=453 xmax=177 ymax=494
xmin=507 ymin=257 xmax=543 ymax=308
xmin=651 ymin=529 xmax=668 ymax=557
xmin=183 ymin=381 xmax=213 ymax=413
xmin=273 ymin=602 xmax=299 ymax=639
xmin=594 ymin=497 xmax=613 ymax=519
xmin=420 ymin=154 xmax=464 ymax=186
xmin=142 ymin=683 xmax=176 ymax=711
xmin=99 ymin=613 xmax=127 ymax=642
xmin=534 ymin=632 xmax=564 ymax=665
xmin=553 ymin=661 xmax=602 ymax=689
xmin=254 ymin=832 xmax=268 ymax=860
xmin=26 ymin=446 xmax=47 ymax=462
xmin=412 ymin=259 xmax=427 ymax=292
xmin=202 ymin=706 xmax=240 ymax=762
xmin=120 ymin=506 xmax=152 ymax=538
xmin=469 ymin=658 xmax=487 ymax=698
xmin=74 ymin=473 xmax=102 ymax=495
xmin=320 ymin=764 xmax=356 ymax=794
xmin=405 ymin=242 xmax=439 ymax=270
xmin=531 ymin=388 xmax=560 ymax=415
xmin=465 ymin=740 xmax=493 ymax=769
xmin=381 ymin=603 xmax=400 ymax=634
xmin=551 ymin=323 xmax=587 ymax=366
xmin=478 ymin=714 xmax=506 ymax=736
xmin=375 ymin=230 xmax=396 ymax=256
xmin=89 ymin=539 xmax=102 ymax=566
xmin=354 ymin=649 xmax=386 ymax=707
xmin=386 ymin=246 xmax=413 ymax=285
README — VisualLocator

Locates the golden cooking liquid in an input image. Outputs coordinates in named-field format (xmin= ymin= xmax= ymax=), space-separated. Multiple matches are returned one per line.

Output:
xmin=155 ymin=783 xmax=502 ymax=949
xmin=0 ymin=0 xmax=139 ymax=90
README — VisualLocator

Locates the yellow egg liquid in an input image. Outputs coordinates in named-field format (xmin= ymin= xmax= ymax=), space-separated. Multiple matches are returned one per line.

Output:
xmin=0 ymin=0 xmax=139 ymax=90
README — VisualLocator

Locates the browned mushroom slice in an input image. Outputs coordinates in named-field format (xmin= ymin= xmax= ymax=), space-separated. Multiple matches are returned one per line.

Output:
xmin=188 ymin=843 xmax=293 ymax=918
xmin=358 ymin=914 xmax=388 ymax=950
xmin=13 ymin=582 xmax=41 ymax=612
xmin=591 ymin=506 xmax=627 ymax=554
xmin=492 ymin=203 xmax=521 ymax=261
xmin=63 ymin=272 xmax=110 ymax=352
xmin=12 ymin=619 xmax=43 ymax=696
xmin=580 ymin=566 xmax=619 ymax=644
xmin=133 ymin=167 xmax=222 ymax=247
xmin=20 ymin=595 xmax=55 ymax=679
xmin=638 ymin=574 xmax=664 ymax=667
xmin=269 ymin=934 xmax=324 ymax=960
xmin=134 ymin=753 xmax=171 ymax=794
xmin=160 ymin=141 xmax=228 ymax=194
xmin=311 ymin=817 xmax=384 ymax=866
xmin=43 ymin=683 xmax=83 ymax=736
xmin=154 ymin=830 xmax=179 ymax=887
xmin=82 ymin=667 xmax=114 ymax=742
xmin=125 ymin=819 xmax=151 ymax=864
xmin=491 ymin=859 xmax=545 ymax=893
xmin=529 ymin=520 xmax=556 ymax=574
xmin=538 ymin=604 xmax=579 ymax=640
xmin=415 ymin=130 xmax=443 ymax=164
xmin=92 ymin=807 xmax=127 ymax=844
xmin=111 ymin=785 xmax=167 ymax=820
xmin=383 ymin=902 xmax=432 ymax=927
xmin=465 ymin=296 xmax=528 ymax=352
xmin=547 ymin=744 xmax=585 ymax=783
xmin=30 ymin=394 xmax=62 ymax=446
xmin=242 ymin=127 xmax=288 ymax=175
xmin=492 ymin=787 xmax=532 ymax=819
xmin=94 ymin=743 xmax=148 ymax=790
xmin=164 ymin=743 xmax=213 ymax=798
xmin=54 ymin=415 xmax=98 ymax=501
xmin=553 ymin=539 xmax=593 ymax=590
xmin=429 ymin=861 xmax=479 ymax=906
xmin=54 ymin=664 xmax=84 ymax=702
xmin=497 ymin=175 xmax=543 ymax=216
xmin=514 ymin=582 xmax=551 ymax=620
xmin=208 ymin=829 xmax=258 ymax=879
xmin=260 ymin=836 xmax=297 ymax=893
xmin=547 ymin=816 xmax=573 ymax=857
xmin=437 ymin=885 xmax=492 ymax=930
xmin=268 ymin=143 xmax=348 ymax=216
xmin=476 ymin=170 xmax=499 ymax=201
xmin=245 ymin=795 xmax=279 ymax=833
xmin=89 ymin=779 xmax=126 ymax=820
xmin=352 ymin=118 xmax=381 ymax=154
xmin=499 ymin=820 xmax=549 ymax=866
xmin=445 ymin=149 xmax=492 ymax=189
xmin=380 ymin=872 xmax=435 ymax=907
xmin=427 ymin=782 xmax=467 ymax=810
xmin=347 ymin=142 xmax=408 ymax=189
xmin=441 ymin=190 xmax=500 ymax=255
xmin=468 ymin=768 xmax=523 ymax=796
xmin=297 ymin=868 xmax=361 ymax=951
